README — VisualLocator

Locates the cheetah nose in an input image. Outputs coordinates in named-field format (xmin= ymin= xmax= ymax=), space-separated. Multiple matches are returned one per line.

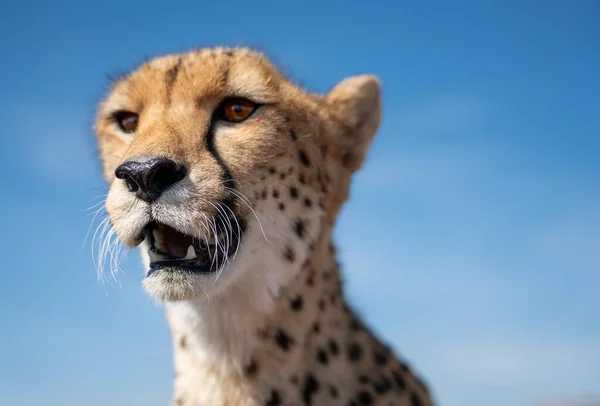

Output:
xmin=115 ymin=157 xmax=187 ymax=202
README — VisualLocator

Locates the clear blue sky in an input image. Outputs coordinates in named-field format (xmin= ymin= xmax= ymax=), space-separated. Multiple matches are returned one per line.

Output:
xmin=1 ymin=1 xmax=598 ymax=405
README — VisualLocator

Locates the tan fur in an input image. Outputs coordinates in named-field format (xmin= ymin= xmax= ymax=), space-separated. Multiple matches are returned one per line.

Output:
xmin=95 ymin=47 xmax=435 ymax=406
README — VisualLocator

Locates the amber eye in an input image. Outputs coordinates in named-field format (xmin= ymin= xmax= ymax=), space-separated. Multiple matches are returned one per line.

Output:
xmin=114 ymin=112 xmax=139 ymax=133
xmin=221 ymin=98 xmax=257 ymax=123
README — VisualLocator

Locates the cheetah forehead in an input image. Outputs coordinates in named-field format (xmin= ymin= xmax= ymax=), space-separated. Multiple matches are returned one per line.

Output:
xmin=100 ymin=47 xmax=317 ymax=116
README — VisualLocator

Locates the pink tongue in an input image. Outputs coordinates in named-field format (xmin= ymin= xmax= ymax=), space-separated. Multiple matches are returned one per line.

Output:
xmin=166 ymin=240 xmax=188 ymax=258
xmin=159 ymin=225 xmax=194 ymax=258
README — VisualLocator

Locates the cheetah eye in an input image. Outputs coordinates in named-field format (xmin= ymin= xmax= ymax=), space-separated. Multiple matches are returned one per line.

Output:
xmin=114 ymin=111 xmax=139 ymax=133
xmin=220 ymin=98 xmax=257 ymax=123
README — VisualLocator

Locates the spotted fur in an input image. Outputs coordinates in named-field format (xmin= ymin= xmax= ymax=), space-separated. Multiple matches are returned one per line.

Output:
xmin=94 ymin=47 xmax=435 ymax=406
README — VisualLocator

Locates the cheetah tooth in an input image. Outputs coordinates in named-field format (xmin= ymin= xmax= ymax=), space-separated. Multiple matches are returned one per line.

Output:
xmin=184 ymin=245 xmax=197 ymax=260
xmin=148 ymin=249 xmax=161 ymax=263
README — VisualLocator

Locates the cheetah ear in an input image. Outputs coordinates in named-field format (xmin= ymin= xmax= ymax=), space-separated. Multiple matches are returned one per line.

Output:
xmin=322 ymin=74 xmax=382 ymax=172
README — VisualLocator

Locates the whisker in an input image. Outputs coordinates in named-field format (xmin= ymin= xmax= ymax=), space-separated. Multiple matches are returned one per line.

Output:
xmin=224 ymin=187 xmax=271 ymax=244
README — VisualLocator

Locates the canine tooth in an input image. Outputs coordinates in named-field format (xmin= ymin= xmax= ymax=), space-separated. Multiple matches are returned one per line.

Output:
xmin=184 ymin=245 xmax=197 ymax=260
xmin=148 ymin=250 xmax=161 ymax=263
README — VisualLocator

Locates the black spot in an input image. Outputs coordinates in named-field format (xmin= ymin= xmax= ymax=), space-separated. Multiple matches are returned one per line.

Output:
xmin=179 ymin=336 xmax=186 ymax=348
xmin=359 ymin=375 xmax=369 ymax=384
xmin=357 ymin=390 xmax=373 ymax=405
xmin=265 ymin=389 xmax=282 ymax=406
xmin=312 ymin=322 xmax=321 ymax=333
xmin=411 ymin=392 xmax=422 ymax=406
xmin=262 ymin=189 xmax=268 ymax=199
xmin=348 ymin=342 xmax=362 ymax=361
xmin=289 ymin=130 xmax=297 ymax=141
xmin=274 ymin=329 xmax=294 ymax=351
xmin=301 ymin=374 xmax=320 ymax=405
xmin=306 ymin=276 xmax=314 ymax=286
xmin=244 ymin=359 xmax=259 ymax=376
xmin=299 ymin=150 xmax=310 ymax=166
xmin=373 ymin=376 xmax=392 ymax=394
xmin=329 ymin=293 xmax=338 ymax=305
xmin=290 ymin=376 xmax=299 ymax=385
xmin=373 ymin=350 xmax=389 ymax=365
xmin=290 ymin=296 xmax=303 ymax=311
xmin=278 ymin=202 xmax=286 ymax=211
xmin=294 ymin=219 xmax=305 ymax=239
xmin=316 ymin=347 xmax=328 ymax=364
xmin=273 ymin=189 xmax=280 ymax=198
xmin=392 ymin=371 xmax=406 ymax=390
xmin=280 ymin=172 xmax=286 ymax=180
xmin=290 ymin=187 xmax=299 ymax=198
xmin=299 ymin=173 xmax=306 ymax=184
xmin=328 ymin=339 xmax=339 ymax=356
xmin=284 ymin=247 xmax=295 ymax=262
xmin=349 ymin=318 xmax=362 ymax=331
xmin=304 ymin=197 xmax=312 ymax=207
xmin=318 ymin=298 xmax=326 ymax=310
xmin=328 ymin=385 xmax=338 ymax=398
xmin=269 ymin=167 xmax=276 ymax=174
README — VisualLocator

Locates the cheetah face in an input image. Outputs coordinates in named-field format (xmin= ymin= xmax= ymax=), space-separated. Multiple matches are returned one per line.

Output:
xmin=94 ymin=48 xmax=381 ymax=302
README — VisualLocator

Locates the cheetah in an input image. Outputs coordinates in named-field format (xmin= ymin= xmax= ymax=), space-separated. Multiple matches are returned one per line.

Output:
xmin=94 ymin=47 xmax=435 ymax=406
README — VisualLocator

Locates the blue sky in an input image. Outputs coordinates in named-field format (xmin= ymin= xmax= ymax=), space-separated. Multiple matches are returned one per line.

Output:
xmin=1 ymin=1 xmax=598 ymax=405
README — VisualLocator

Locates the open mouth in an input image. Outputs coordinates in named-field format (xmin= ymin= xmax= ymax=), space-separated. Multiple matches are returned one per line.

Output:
xmin=145 ymin=221 xmax=241 ymax=277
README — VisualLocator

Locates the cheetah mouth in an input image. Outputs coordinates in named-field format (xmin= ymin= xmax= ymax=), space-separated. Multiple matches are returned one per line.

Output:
xmin=144 ymin=221 xmax=242 ymax=277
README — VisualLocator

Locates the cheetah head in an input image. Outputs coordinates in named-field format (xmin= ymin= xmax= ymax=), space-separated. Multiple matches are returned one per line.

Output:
xmin=94 ymin=48 xmax=380 ymax=302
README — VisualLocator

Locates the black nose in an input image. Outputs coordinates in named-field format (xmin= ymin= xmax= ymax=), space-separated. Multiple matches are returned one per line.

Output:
xmin=115 ymin=158 xmax=187 ymax=202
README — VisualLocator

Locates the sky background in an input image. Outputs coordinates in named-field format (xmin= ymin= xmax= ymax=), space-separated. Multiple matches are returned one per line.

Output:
xmin=0 ymin=1 xmax=598 ymax=405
